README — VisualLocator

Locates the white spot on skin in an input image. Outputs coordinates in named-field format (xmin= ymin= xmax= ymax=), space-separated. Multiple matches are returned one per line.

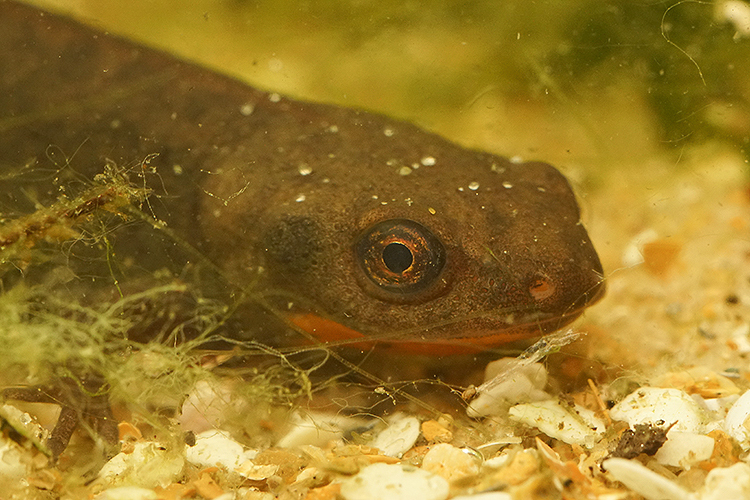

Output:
xmin=458 ymin=187 xmax=465 ymax=192
xmin=428 ymin=207 xmax=436 ymax=215
xmin=326 ymin=125 xmax=339 ymax=133
xmin=298 ymin=164 xmax=312 ymax=176
xmin=240 ymin=103 xmax=255 ymax=116
xmin=405 ymin=198 xmax=413 ymax=206
xmin=171 ymin=112 xmax=177 ymax=120
xmin=399 ymin=166 xmax=413 ymax=176
xmin=502 ymin=182 xmax=513 ymax=189
xmin=537 ymin=186 xmax=546 ymax=192
xmin=372 ymin=195 xmax=379 ymax=200
xmin=468 ymin=181 xmax=480 ymax=191
xmin=510 ymin=156 xmax=523 ymax=164
xmin=268 ymin=58 xmax=284 ymax=72
xmin=296 ymin=194 xmax=306 ymax=202
xmin=383 ymin=127 xmax=395 ymax=137
xmin=421 ymin=156 xmax=436 ymax=166
xmin=269 ymin=93 xmax=281 ymax=103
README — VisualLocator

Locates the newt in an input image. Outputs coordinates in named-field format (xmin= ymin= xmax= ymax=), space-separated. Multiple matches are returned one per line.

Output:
xmin=0 ymin=0 xmax=604 ymax=455
xmin=1 ymin=0 xmax=604 ymax=352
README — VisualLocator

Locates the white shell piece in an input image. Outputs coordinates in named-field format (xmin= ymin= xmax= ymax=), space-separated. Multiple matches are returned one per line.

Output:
xmin=339 ymin=463 xmax=449 ymax=500
xmin=602 ymin=458 xmax=696 ymax=500
xmin=700 ymin=462 xmax=750 ymax=500
xmin=93 ymin=487 xmax=158 ymax=500
xmin=508 ymin=399 xmax=605 ymax=448
xmin=185 ymin=430 xmax=257 ymax=470
xmin=467 ymin=360 xmax=550 ymax=418
xmin=723 ymin=390 xmax=750 ymax=449
xmin=370 ymin=415 xmax=421 ymax=458
xmin=277 ymin=411 xmax=367 ymax=449
xmin=610 ymin=387 xmax=708 ymax=433
xmin=654 ymin=431 xmax=714 ymax=468
xmin=97 ymin=442 xmax=185 ymax=489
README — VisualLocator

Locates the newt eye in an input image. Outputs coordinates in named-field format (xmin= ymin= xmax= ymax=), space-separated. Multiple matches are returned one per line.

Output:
xmin=355 ymin=219 xmax=446 ymax=297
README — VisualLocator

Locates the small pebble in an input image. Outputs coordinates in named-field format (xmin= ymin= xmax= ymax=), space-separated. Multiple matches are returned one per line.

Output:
xmin=466 ymin=360 xmax=550 ymax=417
xmin=340 ymin=463 xmax=448 ymax=500
xmin=508 ymin=400 xmax=605 ymax=448
xmin=610 ymin=387 xmax=708 ymax=433
xmin=94 ymin=487 xmax=158 ymax=500
xmin=723 ymin=390 xmax=750 ymax=449
xmin=700 ymin=462 xmax=750 ymax=500
xmin=602 ymin=458 xmax=695 ymax=500
xmin=370 ymin=415 xmax=421 ymax=458
xmin=421 ymin=443 xmax=480 ymax=483
xmin=185 ymin=430 xmax=255 ymax=470
xmin=97 ymin=442 xmax=184 ymax=489
xmin=451 ymin=494 xmax=512 ymax=500
xmin=654 ymin=431 xmax=714 ymax=468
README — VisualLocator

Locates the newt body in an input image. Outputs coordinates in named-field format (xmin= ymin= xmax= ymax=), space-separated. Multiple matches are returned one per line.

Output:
xmin=1 ymin=1 xmax=604 ymax=353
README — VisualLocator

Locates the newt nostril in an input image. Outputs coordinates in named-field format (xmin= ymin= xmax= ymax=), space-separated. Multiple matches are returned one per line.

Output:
xmin=529 ymin=274 xmax=556 ymax=302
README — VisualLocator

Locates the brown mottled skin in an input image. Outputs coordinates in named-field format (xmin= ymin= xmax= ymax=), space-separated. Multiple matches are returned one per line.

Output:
xmin=1 ymin=1 xmax=603 ymax=351
xmin=1 ymin=0 xmax=603 ymax=454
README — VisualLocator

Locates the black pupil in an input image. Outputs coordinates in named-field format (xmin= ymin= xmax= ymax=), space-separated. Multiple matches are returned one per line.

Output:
xmin=382 ymin=242 xmax=413 ymax=273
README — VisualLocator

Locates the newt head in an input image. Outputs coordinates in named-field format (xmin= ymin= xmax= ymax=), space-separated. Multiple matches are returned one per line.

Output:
xmin=199 ymin=98 xmax=605 ymax=354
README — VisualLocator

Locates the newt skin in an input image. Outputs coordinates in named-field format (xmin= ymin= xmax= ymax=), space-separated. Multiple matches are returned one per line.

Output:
xmin=0 ymin=1 xmax=604 ymax=353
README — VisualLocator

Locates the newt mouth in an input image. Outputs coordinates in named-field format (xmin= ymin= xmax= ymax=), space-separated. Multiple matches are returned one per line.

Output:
xmin=289 ymin=276 xmax=605 ymax=356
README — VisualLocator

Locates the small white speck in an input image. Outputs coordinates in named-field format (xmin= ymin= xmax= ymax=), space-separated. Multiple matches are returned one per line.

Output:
xmin=322 ymin=178 xmax=330 ymax=183
xmin=398 ymin=166 xmax=413 ymax=176
xmin=458 ymin=187 xmax=465 ymax=192
xmin=428 ymin=207 xmax=436 ymax=215
xmin=411 ymin=163 xmax=420 ymax=169
xmin=468 ymin=181 xmax=480 ymax=191
xmin=269 ymin=93 xmax=281 ymax=103
xmin=287 ymin=302 xmax=294 ymax=309
xmin=537 ymin=186 xmax=547 ymax=192
xmin=502 ymin=181 xmax=513 ymax=189
xmin=212 ymin=209 xmax=222 ymax=218
xmin=110 ymin=119 xmax=121 ymax=129
xmin=296 ymin=194 xmax=306 ymax=202
xmin=372 ymin=195 xmax=379 ymax=200
xmin=298 ymin=164 xmax=312 ymax=176
xmin=172 ymin=165 xmax=183 ymax=175
xmin=327 ymin=125 xmax=339 ymax=133
xmin=381 ymin=201 xmax=388 ymax=205
xmin=510 ymin=156 xmax=523 ymax=164
xmin=383 ymin=127 xmax=395 ymax=137
xmin=421 ymin=156 xmax=436 ymax=166
xmin=240 ymin=103 xmax=255 ymax=116
xmin=171 ymin=112 xmax=177 ymax=120
xmin=405 ymin=198 xmax=413 ymax=206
